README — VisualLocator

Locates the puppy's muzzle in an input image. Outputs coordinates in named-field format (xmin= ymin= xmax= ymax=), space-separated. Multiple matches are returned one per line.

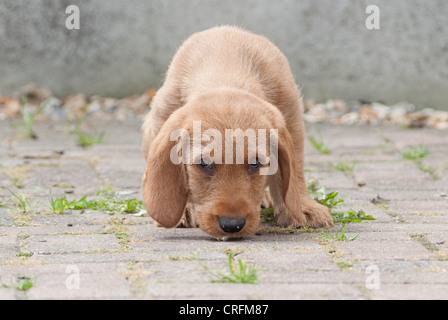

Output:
xmin=218 ymin=216 xmax=246 ymax=233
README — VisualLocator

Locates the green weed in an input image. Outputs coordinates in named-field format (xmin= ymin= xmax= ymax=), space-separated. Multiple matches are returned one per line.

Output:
xmin=261 ymin=184 xmax=374 ymax=228
xmin=96 ymin=184 xmax=115 ymax=196
xmin=321 ymin=223 xmax=358 ymax=241
xmin=260 ymin=207 xmax=275 ymax=223
xmin=306 ymin=179 xmax=320 ymax=193
xmin=17 ymin=251 xmax=33 ymax=258
xmin=331 ymin=209 xmax=375 ymax=224
xmin=204 ymin=252 xmax=258 ymax=284
xmin=2 ymin=275 xmax=36 ymax=291
xmin=75 ymin=131 xmax=105 ymax=148
xmin=402 ymin=145 xmax=429 ymax=160
xmin=307 ymin=133 xmax=331 ymax=154
xmin=314 ymin=186 xmax=344 ymax=209
xmin=7 ymin=189 xmax=37 ymax=214
xmin=332 ymin=161 xmax=355 ymax=172
xmin=335 ymin=259 xmax=359 ymax=269
xmin=402 ymin=145 xmax=440 ymax=179
xmin=51 ymin=193 xmax=145 ymax=215
xmin=16 ymin=96 xmax=49 ymax=139
xmin=413 ymin=160 xmax=441 ymax=180
xmin=48 ymin=190 xmax=70 ymax=214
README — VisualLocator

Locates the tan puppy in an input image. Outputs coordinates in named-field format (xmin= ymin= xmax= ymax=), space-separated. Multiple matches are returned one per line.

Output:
xmin=141 ymin=26 xmax=333 ymax=239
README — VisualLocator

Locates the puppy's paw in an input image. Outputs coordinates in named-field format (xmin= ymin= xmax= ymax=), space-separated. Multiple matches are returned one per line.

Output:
xmin=178 ymin=203 xmax=199 ymax=228
xmin=260 ymin=187 xmax=273 ymax=209
xmin=302 ymin=200 xmax=334 ymax=228
xmin=274 ymin=206 xmax=307 ymax=228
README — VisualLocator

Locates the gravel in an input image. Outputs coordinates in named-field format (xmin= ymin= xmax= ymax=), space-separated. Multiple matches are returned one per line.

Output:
xmin=1 ymin=84 xmax=447 ymax=129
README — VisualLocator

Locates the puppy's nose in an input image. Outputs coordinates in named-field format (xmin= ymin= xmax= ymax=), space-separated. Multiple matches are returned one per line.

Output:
xmin=218 ymin=217 xmax=246 ymax=233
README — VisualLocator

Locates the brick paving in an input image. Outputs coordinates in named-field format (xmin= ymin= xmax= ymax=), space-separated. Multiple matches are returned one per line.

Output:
xmin=0 ymin=119 xmax=447 ymax=300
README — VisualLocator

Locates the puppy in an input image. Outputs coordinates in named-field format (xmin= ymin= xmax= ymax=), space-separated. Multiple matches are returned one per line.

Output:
xmin=141 ymin=26 xmax=333 ymax=240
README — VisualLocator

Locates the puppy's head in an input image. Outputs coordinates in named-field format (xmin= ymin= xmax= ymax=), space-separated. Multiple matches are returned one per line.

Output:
xmin=143 ymin=89 xmax=292 ymax=239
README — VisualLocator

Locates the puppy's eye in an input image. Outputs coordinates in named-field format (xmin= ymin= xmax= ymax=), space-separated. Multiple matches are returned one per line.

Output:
xmin=199 ymin=158 xmax=213 ymax=171
xmin=249 ymin=158 xmax=261 ymax=170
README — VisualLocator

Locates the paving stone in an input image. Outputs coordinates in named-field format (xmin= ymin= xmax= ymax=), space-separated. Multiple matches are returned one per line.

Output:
xmin=0 ymin=224 xmax=105 ymax=237
xmin=308 ymin=170 xmax=357 ymax=190
xmin=1 ymin=120 xmax=448 ymax=299
xmin=341 ymin=230 xmax=411 ymax=242
xmin=144 ymin=282 xmax=364 ymax=300
xmin=425 ymin=233 xmax=448 ymax=251
xmin=27 ymin=234 xmax=121 ymax=255
xmin=237 ymin=248 xmax=338 ymax=272
xmin=29 ymin=212 xmax=113 ymax=227
xmin=23 ymin=159 xmax=103 ymax=191
xmin=26 ymin=272 xmax=132 ymax=299
xmin=0 ymin=262 xmax=132 ymax=299
xmin=386 ymin=200 xmax=448 ymax=216
xmin=0 ymin=288 xmax=16 ymax=299
xmin=0 ymin=235 xmax=20 ymax=261
xmin=385 ymin=129 xmax=448 ymax=148
xmin=354 ymin=260 xmax=448 ymax=275
xmin=347 ymin=222 xmax=448 ymax=234
xmin=336 ymin=240 xmax=433 ymax=261
xmin=28 ymin=251 xmax=160 ymax=264
xmin=370 ymin=284 xmax=448 ymax=300
xmin=0 ymin=208 xmax=14 ymax=227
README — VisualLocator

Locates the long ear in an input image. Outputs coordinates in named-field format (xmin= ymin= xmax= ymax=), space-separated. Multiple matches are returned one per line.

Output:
xmin=277 ymin=127 xmax=294 ymax=200
xmin=142 ymin=115 xmax=188 ymax=228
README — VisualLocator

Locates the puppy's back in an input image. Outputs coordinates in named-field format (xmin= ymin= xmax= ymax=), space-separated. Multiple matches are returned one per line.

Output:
xmin=172 ymin=26 xmax=296 ymax=103
xmin=144 ymin=26 xmax=303 ymax=152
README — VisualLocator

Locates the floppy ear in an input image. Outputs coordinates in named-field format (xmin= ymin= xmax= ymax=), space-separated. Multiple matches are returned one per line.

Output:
xmin=142 ymin=115 xmax=188 ymax=228
xmin=276 ymin=127 xmax=294 ymax=201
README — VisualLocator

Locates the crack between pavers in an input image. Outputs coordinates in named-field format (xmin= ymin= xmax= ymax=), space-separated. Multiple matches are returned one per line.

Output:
xmin=409 ymin=232 xmax=448 ymax=261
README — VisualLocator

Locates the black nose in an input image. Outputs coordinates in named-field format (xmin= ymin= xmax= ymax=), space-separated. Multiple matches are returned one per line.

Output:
xmin=218 ymin=217 xmax=246 ymax=233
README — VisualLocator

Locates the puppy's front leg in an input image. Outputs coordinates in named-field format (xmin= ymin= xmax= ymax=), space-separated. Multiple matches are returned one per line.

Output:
xmin=268 ymin=124 xmax=333 ymax=228
xmin=260 ymin=186 xmax=273 ymax=209
xmin=268 ymin=171 xmax=307 ymax=227
xmin=178 ymin=201 xmax=200 ymax=228
xmin=292 ymin=121 xmax=334 ymax=228
xmin=269 ymin=171 xmax=332 ymax=228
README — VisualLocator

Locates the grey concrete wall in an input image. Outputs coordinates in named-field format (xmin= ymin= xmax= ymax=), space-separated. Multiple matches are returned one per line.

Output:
xmin=1 ymin=0 xmax=447 ymax=109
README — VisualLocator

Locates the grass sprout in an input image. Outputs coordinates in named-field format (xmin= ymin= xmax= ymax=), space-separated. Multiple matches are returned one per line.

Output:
xmin=75 ymin=131 xmax=105 ymax=148
xmin=402 ymin=145 xmax=429 ymax=160
xmin=321 ymin=223 xmax=359 ymax=241
xmin=7 ymin=189 xmax=37 ymax=214
xmin=307 ymin=133 xmax=331 ymax=154
xmin=2 ymin=275 xmax=37 ymax=291
xmin=203 ymin=252 xmax=258 ymax=284
xmin=48 ymin=189 xmax=70 ymax=214
xmin=16 ymin=96 xmax=49 ymax=139
xmin=331 ymin=209 xmax=375 ymax=224
xmin=332 ymin=161 xmax=355 ymax=172
xmin=47 ymin=193 xmax=145 ymax=215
